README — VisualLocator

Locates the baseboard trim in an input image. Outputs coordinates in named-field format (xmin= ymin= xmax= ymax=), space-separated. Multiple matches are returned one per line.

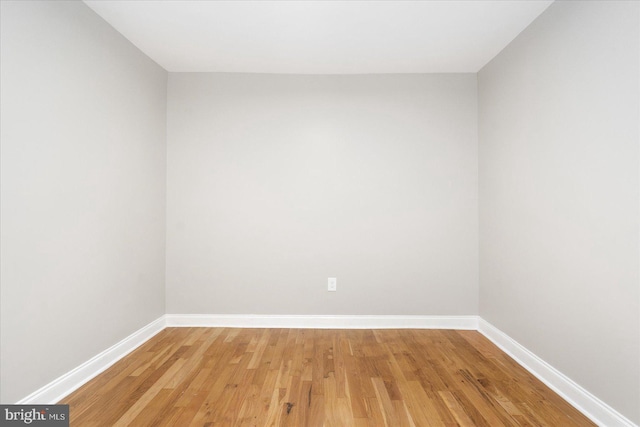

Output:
xmin=16 ymin=316 xmax=166 ymax=405
xmin=165 ymin=314 xmax=479 ymax=330
xmin=478 ymin=318 xmax=637 ymax=427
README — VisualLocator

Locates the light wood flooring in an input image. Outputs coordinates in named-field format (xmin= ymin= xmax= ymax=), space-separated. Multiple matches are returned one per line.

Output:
xmin=62 ymin=328 xmax=596 ymax=426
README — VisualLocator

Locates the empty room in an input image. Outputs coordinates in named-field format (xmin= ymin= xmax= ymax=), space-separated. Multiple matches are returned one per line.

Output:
xmin=1 ymin=0 xmax=638 ymax=426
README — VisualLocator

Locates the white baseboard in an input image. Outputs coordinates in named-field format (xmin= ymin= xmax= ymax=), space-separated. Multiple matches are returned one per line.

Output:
xmin=478 ymin=318 xmax=637 ymax=427
xmin=17 ymin=316 xmax=166 ymax=405
xmin=165 ymin=314 xmax=479 ymax=330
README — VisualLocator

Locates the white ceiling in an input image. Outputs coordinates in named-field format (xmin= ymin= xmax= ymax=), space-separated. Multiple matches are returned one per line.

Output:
xmin=83 ymin=0 xmax=554 ymax=74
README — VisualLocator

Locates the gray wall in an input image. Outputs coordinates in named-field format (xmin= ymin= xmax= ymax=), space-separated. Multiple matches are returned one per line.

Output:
xmin=478 ymin=1 xmax=639 ymax=424
xmin=0 ymin=1 xmax=167 ymax=403
xmin=166 ymin=73 xmax=478 ymax=315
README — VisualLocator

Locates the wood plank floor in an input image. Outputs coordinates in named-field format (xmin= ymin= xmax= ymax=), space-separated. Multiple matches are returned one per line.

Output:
xmin=62 ymin=328 xmax=595 ymax=426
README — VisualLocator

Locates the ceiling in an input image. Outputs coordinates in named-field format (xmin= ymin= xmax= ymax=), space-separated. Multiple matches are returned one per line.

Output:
xmin=83 ymin=0 xmax=554 ymax=74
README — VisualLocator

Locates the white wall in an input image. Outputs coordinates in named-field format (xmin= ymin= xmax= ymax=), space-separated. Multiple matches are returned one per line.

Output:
xmin=166 ymin=73 xmax=478 ymax=315
xmin=0 ymin=1 xmax=167 ymax=403
xmin=478 ymin=1 xmax=639 ymax=424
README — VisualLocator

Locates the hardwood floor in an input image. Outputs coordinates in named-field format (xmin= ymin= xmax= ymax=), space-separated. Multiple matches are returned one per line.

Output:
xmin=62 ymin=328 xmax=595 ymax=426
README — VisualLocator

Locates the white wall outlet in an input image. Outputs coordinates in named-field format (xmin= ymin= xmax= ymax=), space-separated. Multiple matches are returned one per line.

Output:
xmin=328 ymin=277 xmax=337 ymax=292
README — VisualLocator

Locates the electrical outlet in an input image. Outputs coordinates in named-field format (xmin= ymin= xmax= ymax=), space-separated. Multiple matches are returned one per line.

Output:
xmin=328 ymin=277 xmax=337 ymax=292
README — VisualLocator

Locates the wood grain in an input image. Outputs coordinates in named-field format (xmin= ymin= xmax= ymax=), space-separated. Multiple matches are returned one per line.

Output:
xmin=62 ymin=328 xmax=596 ymax=426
